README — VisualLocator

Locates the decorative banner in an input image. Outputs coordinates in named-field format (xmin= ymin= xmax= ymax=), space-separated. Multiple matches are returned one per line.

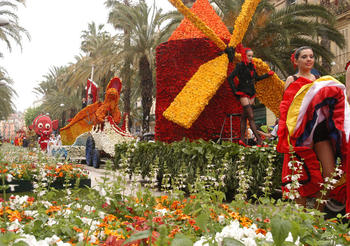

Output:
xmin=86 ymin=79 xmax=99 ymax=103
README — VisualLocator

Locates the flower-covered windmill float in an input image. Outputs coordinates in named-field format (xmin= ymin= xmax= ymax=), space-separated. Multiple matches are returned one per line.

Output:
xmin=155 ymin=0 xmax=284 ymax=143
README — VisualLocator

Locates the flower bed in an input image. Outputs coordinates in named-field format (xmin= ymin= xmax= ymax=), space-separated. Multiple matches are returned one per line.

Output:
xmin=0 ymin=144 xmax=349 ymax=245
xmin=0 ymin=145 xmax=90 ymax=194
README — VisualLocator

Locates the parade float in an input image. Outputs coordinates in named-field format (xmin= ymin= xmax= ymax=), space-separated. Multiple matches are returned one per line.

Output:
xmin=59 ymin=77 xmax=134 ymax=162
xmin=155 ymin=0 xmax=284 ymax=143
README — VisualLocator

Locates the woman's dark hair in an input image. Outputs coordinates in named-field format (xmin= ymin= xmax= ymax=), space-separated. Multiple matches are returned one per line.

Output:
xmin=294 ymin=46 xmax=313 ymax=60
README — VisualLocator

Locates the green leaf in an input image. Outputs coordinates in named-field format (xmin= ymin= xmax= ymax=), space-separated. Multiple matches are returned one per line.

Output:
xmin=290 ymin=220 xmax=300 ymax=243
xmin=122 ymin=230 xmax=151 ymax=245
xmin=270 ymin=216 xmax=291 ymax=246
xmin=196 ymin=212 xmax=209 ymax=232
xmin=13 ymin=242 xmax=29 ymax=246
xmin=170 ymin=234 xmax=193 ymax=246
xmin=222 ymin=238 xmax=245 ymax=246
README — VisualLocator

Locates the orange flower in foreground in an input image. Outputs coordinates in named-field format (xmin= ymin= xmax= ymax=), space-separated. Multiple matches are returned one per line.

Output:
xmin=240 ymin=217 xmax=252 ymax=228
xmin=168 ymin=226 xmax=181 ymax=238
xmin=255 ymin=228 xmax=267 ymax=236
xmin=8 ymin=210 xmax=22 ymax=222
xmin=0 ymin=168 xmax=8 ymax=173
xmin=229 ymin=212 xmax=240 ymax=221
xmin=46 ymin=206 xmax=61 ymax=214
xmin=343 ymin=234 xmax=350 ymax=241
xmin=73 ymin=226 xmax=82 ymax=233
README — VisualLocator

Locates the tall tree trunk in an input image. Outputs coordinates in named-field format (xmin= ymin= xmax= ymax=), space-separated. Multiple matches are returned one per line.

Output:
xmin=139 ymin=55 xmax=153 ymax=134
xmin=320 ymin=0 xmax=331 ymax=73
xmin=122 ymin=30 xmax=132 ymax=123
xmin=121 ymin=0 xmax=132 ymax=131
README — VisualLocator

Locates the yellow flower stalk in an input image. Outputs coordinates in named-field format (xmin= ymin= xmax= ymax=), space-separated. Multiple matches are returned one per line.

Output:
xmin=253 ymin=58 xmax=284 ymax=117
xmin=229 ymin=0 xmax=262 ymax=47
xmin=163 ymin=54 xmax=229 ymax=128
xmin=168 ymin=0 xmax=226 ymax=50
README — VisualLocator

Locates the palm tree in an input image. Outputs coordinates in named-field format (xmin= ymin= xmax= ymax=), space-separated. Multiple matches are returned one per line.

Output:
xmin=105 ymin=0 xmax=134 ymax=127
xmin=0 ymin=68 xmax=16 ymax=120
xmin=0 ymin=0 xmax=30 ymax=56
xmin=0 ymin=0 xmax=29 ymax=120
xmin=64 ymin=22 xmax=122 ymax=100
xmin=211 ymin=1 xmax=344 ymax=76
xmin=33 ymin=66 xmax=82 ymax=126
xmin=107 ymin=1 xmax=174 ymax=133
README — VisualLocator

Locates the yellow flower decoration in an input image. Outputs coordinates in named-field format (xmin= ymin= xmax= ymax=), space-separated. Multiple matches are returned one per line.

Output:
xmin=164 ymin=0 xmax=284 ymax=128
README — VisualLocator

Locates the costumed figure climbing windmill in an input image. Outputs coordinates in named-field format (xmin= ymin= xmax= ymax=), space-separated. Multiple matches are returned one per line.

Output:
xmin=163 ymin=0 xmax=285 ymax=129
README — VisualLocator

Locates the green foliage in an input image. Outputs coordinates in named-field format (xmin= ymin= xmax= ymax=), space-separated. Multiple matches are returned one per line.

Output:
xmin=271 ymin=216 xmax=291 ymax=246
xmin=0 ymin=232 xmax=29 ymax=246
xmin=170 ymin=234 xmax=193 ymax=246
xmin=333 ymin=72 xmax=345 ymax=84
xmin=114 ymin=140 xmax=283 ymax=199
xmin=24 ymin=106 xmax=43 ymax=127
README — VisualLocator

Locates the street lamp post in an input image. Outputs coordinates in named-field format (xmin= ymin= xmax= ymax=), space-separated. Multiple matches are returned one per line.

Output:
xmin=59 ymin=104 xmax=65 ymax=128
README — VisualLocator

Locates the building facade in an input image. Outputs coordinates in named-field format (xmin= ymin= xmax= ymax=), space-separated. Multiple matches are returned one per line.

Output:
xmin=273 ymin=0 xmax=350 ymax=74
xmin=0 ymin=112 xmax=25 ymax=140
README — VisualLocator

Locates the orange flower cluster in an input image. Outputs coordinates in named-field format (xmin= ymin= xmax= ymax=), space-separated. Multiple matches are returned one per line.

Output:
xmin=44 ymin=163 xmax=88 ymax=179
xmin=169 ymin=0 xmax=231 ymax=43
xmin=168 ymin=0 xmax=227 ymax=50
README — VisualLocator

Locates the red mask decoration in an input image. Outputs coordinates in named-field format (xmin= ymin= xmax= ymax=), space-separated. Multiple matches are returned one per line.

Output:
xmin=29 ymin=115 xmax=58 ymax=150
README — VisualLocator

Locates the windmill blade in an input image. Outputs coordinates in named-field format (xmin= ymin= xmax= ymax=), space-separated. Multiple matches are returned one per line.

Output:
xmin=253 ymin=57 xmax=285 ymax=117
xmin=163 ymin=54 xmax=229 ymax=128
xmin=168 ymin=0 xmax=226 ymax=50
xmin=229 ymin=0 xmax=263 ymax=47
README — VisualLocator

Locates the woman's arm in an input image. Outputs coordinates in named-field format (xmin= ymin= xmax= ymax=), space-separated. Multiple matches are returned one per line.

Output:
xmin=284 ymin=76 xmax=295 ymax=91
xmin=254 ymin=70 xmax=269 ymax=81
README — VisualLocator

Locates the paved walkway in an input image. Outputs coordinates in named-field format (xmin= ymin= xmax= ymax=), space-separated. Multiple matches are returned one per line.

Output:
xmin=83 ymin=164 xmax=164 ymax=197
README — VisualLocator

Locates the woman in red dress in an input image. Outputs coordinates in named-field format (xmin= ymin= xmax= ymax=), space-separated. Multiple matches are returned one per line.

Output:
xmin=277 ymin=46 xmax=350 ymax=211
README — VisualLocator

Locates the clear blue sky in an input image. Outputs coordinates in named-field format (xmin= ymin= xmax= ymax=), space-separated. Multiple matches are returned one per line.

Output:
xmin=0 ymin=0 xmax=174 ymax=112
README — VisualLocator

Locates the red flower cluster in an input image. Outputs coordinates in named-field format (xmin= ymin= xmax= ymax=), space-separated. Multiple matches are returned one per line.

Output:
xmin=155 ymin=38 xmax=241 ymax=143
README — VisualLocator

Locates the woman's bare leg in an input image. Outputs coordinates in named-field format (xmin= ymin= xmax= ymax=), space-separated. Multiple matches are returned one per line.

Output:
xmin=314 ymin=140 xmax=335 ymax=179
xmin=313 ymin=140 xmax=335 ymax=211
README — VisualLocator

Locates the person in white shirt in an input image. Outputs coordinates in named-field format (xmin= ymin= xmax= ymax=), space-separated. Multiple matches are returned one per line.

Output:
xmin=47 ymin=134 xmax=56 ymax=156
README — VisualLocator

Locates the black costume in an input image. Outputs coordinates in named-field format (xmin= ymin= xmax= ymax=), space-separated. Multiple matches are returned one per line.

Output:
xmin=228 ymin=62 xmax=269 ymax=98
